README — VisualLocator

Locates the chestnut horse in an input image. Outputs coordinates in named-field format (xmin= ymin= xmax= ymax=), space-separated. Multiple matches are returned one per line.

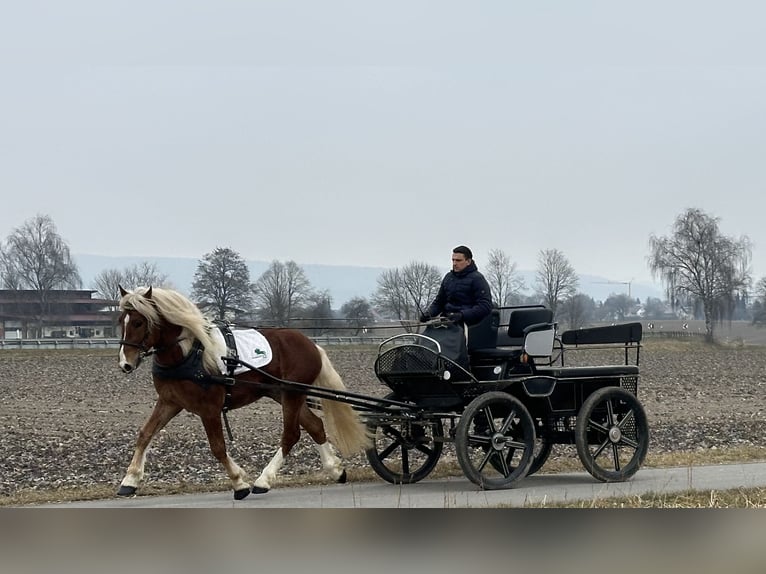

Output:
xmin=116 ymin=286 xmax=371 ymax=500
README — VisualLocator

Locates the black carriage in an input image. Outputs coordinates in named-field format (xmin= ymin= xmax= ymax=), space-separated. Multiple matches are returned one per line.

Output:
xmin=363 ymin=306 xmax=649 ymax=490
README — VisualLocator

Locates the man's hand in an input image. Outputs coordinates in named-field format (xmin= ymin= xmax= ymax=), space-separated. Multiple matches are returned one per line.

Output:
xmin=446 ymin=312 xmax=463 ymax=323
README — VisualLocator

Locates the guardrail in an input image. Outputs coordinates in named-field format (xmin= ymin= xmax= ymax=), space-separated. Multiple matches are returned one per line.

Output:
xmin=0 ymin=336 xmax=389 ymax=350
xmin=0 ymin=331 xmax=717 ymax=351
xmin=0 ymin=338 xmax=123 ymax=350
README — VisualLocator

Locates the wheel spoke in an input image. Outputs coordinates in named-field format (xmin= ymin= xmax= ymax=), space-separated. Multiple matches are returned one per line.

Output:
xmin=401 ymin=445 xmax=410 ymax=474
xmin=592 ymin=438 xmax=610 ymax=458
xmin=496 ymin=450 xmax=511 ymax=476
xmin=615 ymin=411 xmax=640 ymax=448
xmin=619 ymin=436 xmax=640 ymax=449
xmin=610 ymin=443 xmax=621 ymax=472
xmin=414 ymin=442 xmax=435 ymax=456
xmin=605 ymin=399 xmax=615 ymax=425
xmin=378 ymin=440 xmax=401 ymax=461
xmin=382 ymin=424 xmax=404 ymax=442
xmin=498 ymin=409 xmax=517 ymax=434
xmin=477 ymin=449 xmax=493 ymax=472
xmin=469 ymin=433 xmax=493 ymax=445
xmin=504 ymin=439 xmax=527 ymax=451
xmin=587 ymin=418 xmax=610 ymax=435
xmin=481 ymin=406 xmax=497 ymax=433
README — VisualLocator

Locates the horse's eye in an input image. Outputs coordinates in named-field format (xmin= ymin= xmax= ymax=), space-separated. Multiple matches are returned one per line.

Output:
xmin=131 ymin=319 xmax=144 ymax=328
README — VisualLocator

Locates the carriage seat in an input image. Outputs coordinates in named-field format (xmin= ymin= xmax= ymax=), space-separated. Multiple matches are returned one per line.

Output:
xmin=469 ymin=307 xmax=555 ymax=361
xmin=466 ymin=308 xmax=500 ymax=351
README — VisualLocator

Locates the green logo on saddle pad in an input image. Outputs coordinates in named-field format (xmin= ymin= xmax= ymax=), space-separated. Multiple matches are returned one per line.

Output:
xmin=253 ymin=348 xmax=266 ymax=357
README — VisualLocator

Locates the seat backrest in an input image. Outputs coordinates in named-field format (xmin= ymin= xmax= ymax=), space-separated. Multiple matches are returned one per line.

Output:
xmin=466 ymin=308 xmax=500 ymax=351
xmin=508 ymin=307 xmax=554 ymax=338
xmin=496 ymin=307 xmax=554 ymax=346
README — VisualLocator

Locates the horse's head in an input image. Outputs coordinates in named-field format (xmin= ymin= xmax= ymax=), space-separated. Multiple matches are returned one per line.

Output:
xmin=117 ymin=284 xmax=223 ymax=376
xmin=118 ymin=285 xmax=159 ymax=373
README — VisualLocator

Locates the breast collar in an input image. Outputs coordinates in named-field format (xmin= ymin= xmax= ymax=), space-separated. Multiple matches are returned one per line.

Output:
xmin=151 ymin=340 xmax=212 ymax=384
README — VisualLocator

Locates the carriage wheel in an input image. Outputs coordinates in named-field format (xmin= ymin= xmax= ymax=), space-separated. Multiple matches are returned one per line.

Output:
xmin=575 ymin=386 xmax=649 ymax=482
xmin=365 ymin=401 xmax=444 ymax=485
xmin=455 ymin=392 xmax=536 ymax=490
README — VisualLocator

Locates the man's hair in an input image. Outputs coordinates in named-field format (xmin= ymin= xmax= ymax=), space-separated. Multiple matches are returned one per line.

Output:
xmin=453 ymin=245 xmax=473 ymax=260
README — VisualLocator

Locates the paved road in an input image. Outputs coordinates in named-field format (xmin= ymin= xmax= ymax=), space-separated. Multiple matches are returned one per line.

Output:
xmin=29 ymin=462 xmax=766 ymax=508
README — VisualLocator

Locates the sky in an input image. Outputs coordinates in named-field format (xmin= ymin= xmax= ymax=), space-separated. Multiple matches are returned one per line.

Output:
xmin=1 ymin=1 xmax=765 ymax=287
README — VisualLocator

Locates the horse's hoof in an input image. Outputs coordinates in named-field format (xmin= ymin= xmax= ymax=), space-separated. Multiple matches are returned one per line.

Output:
xmin=117 ymin=485 xmax=137 ymax=497
xmin=234 ymin=488 xmax=250 ymax=500
xmin=251 ymin=485 xmax=270 ymax=495
xmin=337 ymin=469 xmax=348 ymax=484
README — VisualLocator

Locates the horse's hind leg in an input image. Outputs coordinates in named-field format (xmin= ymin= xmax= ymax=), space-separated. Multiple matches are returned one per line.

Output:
xmin=302 ymin=404 xmax=347 ymax=483
xmin=118 ymin=399 xmax=182 ymax=496
xmin=252 ymin=402 xmax=346 ymax=495
xmin=252 ymin=398 xmax=303 ymax=494
xmin=315 ymin=443 xmax=347 ymax=484
xmin=200 ymin=414 xmax=251 ymax=500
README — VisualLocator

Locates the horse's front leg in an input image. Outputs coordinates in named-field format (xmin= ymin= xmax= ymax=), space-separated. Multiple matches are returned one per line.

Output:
xmin=200 ymin=414 xmax=251 ymax=500
xmin=118 ymin=399 xmax=182 ymax=496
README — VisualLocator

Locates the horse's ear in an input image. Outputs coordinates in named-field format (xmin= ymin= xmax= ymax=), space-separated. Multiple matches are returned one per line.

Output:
xmin=119 ymin=285 xmax=128 ymax=297
xmin=145 ymin=286 xmax=153 ymax=300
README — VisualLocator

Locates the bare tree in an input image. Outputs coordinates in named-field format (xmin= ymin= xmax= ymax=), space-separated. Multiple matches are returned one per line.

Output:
xmin=93 ymin=262 xmax=170 ymax=306
xmin=372 ymin=262 xmax=441 ymax=332
xmin=341 ymin=297 xmax=375 ymax=335
xmin=401 ymin=261 xmax=442 ymax=316
xmin=0 ymin=214 xmax=81 ymax=337
xmin=192 ymin=247 xmax=253 ymax=322
xmin=300 ymin=289 xmax=334 ymax=335
xmin=252 ymin=260 xmax=312 ymax=326
xmin=648 ymin=208 xmax=751 ymax=342
xmin=534 ymin=248 xmax=579 ymax=317
xmin=124 ymin=262 xmax=170 ymax=290
xmin=372 ymin=268 xmax=409 ymax=326
xmin=755 ymin=277 xmax=766 ymax=302
xmin=559 ymin=292 xmax=595 ymax=329
xmin=485 ymin=248 xmax=526 ymax=306
xmin=753 ymin=277 xmax=766 ymax=325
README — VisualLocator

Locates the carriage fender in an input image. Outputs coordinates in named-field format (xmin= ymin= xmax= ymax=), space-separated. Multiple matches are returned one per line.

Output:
xmin=521 ymin=376 xmax=557 ymax=397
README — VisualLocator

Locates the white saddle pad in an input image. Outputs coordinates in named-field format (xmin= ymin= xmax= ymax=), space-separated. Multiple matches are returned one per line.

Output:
xmin=212 ymin=328 xmax=273 ymax=375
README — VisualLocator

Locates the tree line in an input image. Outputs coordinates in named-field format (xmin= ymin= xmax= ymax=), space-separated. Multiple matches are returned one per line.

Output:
xmin=0 ymin=209 xmax=763 ymax=342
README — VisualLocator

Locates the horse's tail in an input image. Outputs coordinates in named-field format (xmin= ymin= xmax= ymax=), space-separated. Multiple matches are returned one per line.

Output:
xmin=314 ymin=345 xmax=372 ymax=457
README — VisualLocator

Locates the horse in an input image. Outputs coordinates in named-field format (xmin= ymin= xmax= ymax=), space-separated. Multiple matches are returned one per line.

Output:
xmin=116 ymin=285 xmax=371 ymax=500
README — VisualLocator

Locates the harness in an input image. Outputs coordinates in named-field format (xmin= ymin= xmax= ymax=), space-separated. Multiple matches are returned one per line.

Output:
xmin=151 ymin=340 xmax=211 ymax=383
xmin=147 ymin=325 xmax=240 ymax=381
xmin=149 ymin=324 xmax=241 ymax=441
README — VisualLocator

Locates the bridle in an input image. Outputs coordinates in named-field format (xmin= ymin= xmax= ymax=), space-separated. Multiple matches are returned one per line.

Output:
xmin=119 ymin=308 xmax=186 ymax=365
xmin=118 ymin=337 xmax=157 ymax=359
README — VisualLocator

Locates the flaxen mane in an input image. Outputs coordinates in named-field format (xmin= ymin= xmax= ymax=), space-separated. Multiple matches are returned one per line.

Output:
xmin=119 ymin=286 xmax=225 ymax=374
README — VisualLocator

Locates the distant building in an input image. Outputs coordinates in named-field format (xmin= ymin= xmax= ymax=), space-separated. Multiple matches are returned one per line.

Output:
xmin=0 ymin=290 xmax=118 ymax=339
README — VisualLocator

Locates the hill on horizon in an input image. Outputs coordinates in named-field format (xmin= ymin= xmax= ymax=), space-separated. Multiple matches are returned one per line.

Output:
xmin=73 ymin=253 xmax=663 ymax=307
